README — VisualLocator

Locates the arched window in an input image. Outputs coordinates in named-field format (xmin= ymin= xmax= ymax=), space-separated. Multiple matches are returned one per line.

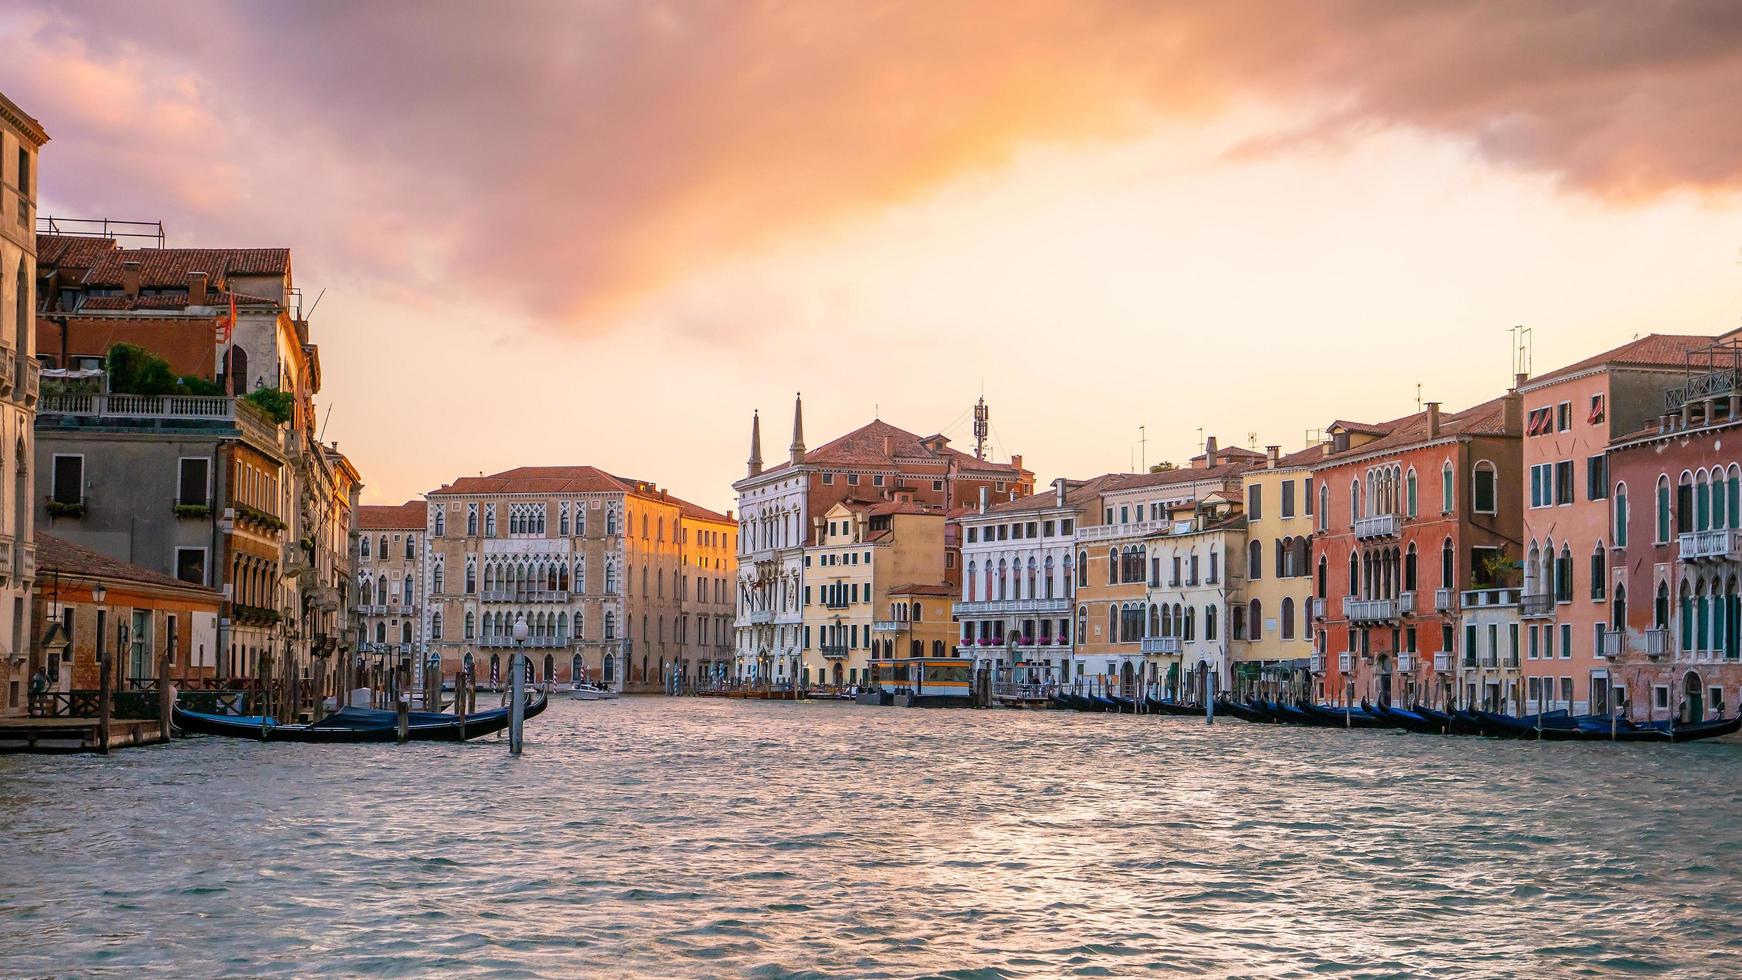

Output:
xmin=1184 ymin=606 xmax=1195 ymax=642
xmin=403 ymin=574 xmax=414 ymax=603
xmin=1697 ymin=470 xmax=1713 ymax=531
xmin=1441 ymin=538 xmax=1455 ymax=589
xmin=1590 ymin=544 xmax=1607 ymax=600
xmin=378 ymin=535 xmax=388 ymax=559
xmin=1248 ymin=599 xmax=1263 ymax=641
xmin=433 ymin=508 xmax=445 ymax=536
xmin=1232 ymin=603 xmax=1246 ymax=640
xmin=1554 ymin=545 xmax=1572 ymax=602
xmin=432 ymin=563 xmax=444 ymax=594
xmin=1076 ymin=605 xmax=1087 ymax=645
xmin=1405 ymin=468 xmax=1418 ymax=517
xmin=464 ymin=563 xmax=476 ymax=593
xmin=1044 ymin=555 xmax=1055 ymax=599
xmin=1404 ymin=543 xmax=1418 ymax=592
xmin=1347 ymin=550 xmax=1358 ymax=595
xmin=1205 ymin=605 xmax=1217 ymax=641
xmin=1077 ymin=551 xmax=1088 ymax=588
xmin=401 ymin=621 xmax=412 ymax=644
xmin=1317 ymin=554 xmax=1327 ymax=598
xmin=1441 ymin=461 xmax=1455 ymax=514
xmin=405 ymin=537 xmax=415 ymax=560
xmin=1473 ymin=461 xmax=1497 ymax=514
xmin=1680 ymin=581 xmax=1694 ymax=651
xmin=1318 ymin=482 xmax=1329 ymax=531
xmin=1657 ymin=475 xmax=1672 ymax=542
xmin=1677 ymin=471 xmax=1695 ymax=535
xmin=432 ymin=612 xmax=443 ymax=639
xmin=463 ymin=611 xmax=475 ymax=639
xmin=375 ymin=621 xmax=386 ymax=643
xmin=1281 ymin=597 xmax=1296 ymax=639
xmin=1349 ymin=479 xmax=1360 ymax=522
xmin=359 ymin=537 xmax=370 ymax=559
xmin=1729 ymin=465 xmax=1742 ymax=530
xmin=1248 ymin=539 xmax=1263 ymax=580
xmin=1614 ymin=483 xmax=1630 ymax=547
xmin=1107 ymin=548 xmax=1118 ymax=586
xmin=966 ymin=561 xmax=977 ymax=601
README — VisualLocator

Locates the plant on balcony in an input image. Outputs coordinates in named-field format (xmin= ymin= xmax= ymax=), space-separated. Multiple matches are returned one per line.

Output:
xmin=242 ymin=387 xmax=294 ymax=425
xmin=174 ymin=502 xmax=212 ymax=519
xmin=45 ymin=499 xmax=85 ymax=518
xmin=1019 ymin=634 xmax=1035 ymax=645
xmin=1478 ymin=548 xmax=1522 ymax=589
xmin=977 ymin=637 xmax=993 ymax=646
xmin=103 ymin=342 xmax=222 ymax=397
xmin=233 ymin=502 xmax=288 ymax=532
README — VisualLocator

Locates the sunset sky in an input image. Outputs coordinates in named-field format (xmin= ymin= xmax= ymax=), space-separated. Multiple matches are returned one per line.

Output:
xmin=8 ymin=1 xmax=1742 ymax=511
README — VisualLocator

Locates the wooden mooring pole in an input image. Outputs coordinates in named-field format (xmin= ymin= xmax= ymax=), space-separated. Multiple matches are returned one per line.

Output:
xmin=97 ymin=652 xmax=112 ymax=755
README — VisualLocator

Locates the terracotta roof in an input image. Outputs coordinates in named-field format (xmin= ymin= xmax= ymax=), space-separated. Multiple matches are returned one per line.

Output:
xmin=34 ymin=532 xmax=222 ymax=598
xmin=1316 ymin=396 xmax=1514 ymax=464
xmin=766 ymin=418 xmax=1026 ymax=474
xmin=428 ymin=465 xmax=729 ymax=523
xmin=82 ymin=247 xmax=290 ymax=289
xmin=37 ymin=233 xmax=118 ymax=271
xmin=358 ymin=500 xmax=427 ymax=530
xmin=887 ymin=583 xmax=955 ymax=597
xmin=977 ymin=473 xmax=1128 ymax=516
xmin=1102 ymin=461 xmax=1255 ymax=492
xmin=1190 ymin=445 xmax=1266 ymax=465
xmin=1524 ymin=334 xmax=1714 ymax=389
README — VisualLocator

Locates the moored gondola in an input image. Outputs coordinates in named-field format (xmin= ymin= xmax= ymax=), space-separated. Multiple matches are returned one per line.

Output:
xmin=1374 ymin=703 xmax=1451 ymax=735
xmin=1213 ymin=699 xmax=1274 ymax=723
xmin=174 ymin=690 xmax=549 ymax=743
xmin=1296 ymin=701 xmax=1392 ymax=729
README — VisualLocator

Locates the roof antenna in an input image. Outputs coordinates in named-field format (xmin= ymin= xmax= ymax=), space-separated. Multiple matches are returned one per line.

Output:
xmin=972 ymin=396 xmax=989 ymax=461
xmin=1416 ymin=384 xmax=1423 ymax=412
xmin=1509 ymin=325 xmax=1532 ymax=381
xmin=1138 ymin=425 xmax=1146 ymax=471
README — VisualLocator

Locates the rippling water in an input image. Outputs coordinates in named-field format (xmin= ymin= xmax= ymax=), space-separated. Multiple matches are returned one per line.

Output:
xmin=3 ymin=699 xmax=1741 ymax=978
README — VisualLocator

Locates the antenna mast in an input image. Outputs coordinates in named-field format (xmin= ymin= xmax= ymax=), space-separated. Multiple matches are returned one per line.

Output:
xmin=1509 ymin=325 xmax=1533 ymax=382
xmin=972 ymin=396 xmax=989 ymax=461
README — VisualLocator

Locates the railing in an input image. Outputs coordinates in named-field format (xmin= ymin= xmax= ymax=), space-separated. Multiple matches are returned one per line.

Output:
xmin=1337 ymin=652 xmax=1353 ymax=673
xmin=1344 ymin=596 xmax=1399 ymax=621
xmin=1397 ymin=590 xmax=1416 ymax=615
xmin=951 ymin=597 xmax=1072 ymax=616
xmin=1434 ymin=651 xmax=1451 ymax=672
xmin=0 ymin=535 xmax=12 ymax=583
xmin=1645 ymin=628 xmax=1671 ymax=657
xmin=1396 ymin=652 xmax=1413 ymax=673
xmin=1520 ymin=593 xmax=1555 ymax=618
xmin=747 ymin=609 xmax=773 ymax=625
xmin=39 ymin=390 xmax=281 ymax=448
xmin=30 ymin=689 xmax=160 ymax=720
xmin=1310 ymin=653 xmax=1325 ymax=673
xmin=1460 ymin=588 xmax=1519 ymax=608
xmin=1311 ymin=596 xmax=1325 ymax=619
xmin=23 ymin=358 xmax=40 ymax=406
xmin=0 ymin=348 xmax=13 ymax=394
xmin=19 ymin=542 xmax=33 ymax=582
xmin=1678 ymin=528 xmax=1742 ymax=562
xmin=1353 ymin=513 xmax=1401 ymax=539
xmin=871 ymin=620 xmax=909 ymax=632
xmin=1600 ymin=630 xmax=1624 ymax=658
xmin=1140 ymin=635 xmax=1181 ymax=654
xmin=820 ymin=644 xmax=850 ymax=660
xmin=480 ymin=590 xmax=568 ymax=603
xmin=1434 ymin=588 xmax=1456 ymax=612
xmin=1078 ymin=519 xmax=1168 ymax=542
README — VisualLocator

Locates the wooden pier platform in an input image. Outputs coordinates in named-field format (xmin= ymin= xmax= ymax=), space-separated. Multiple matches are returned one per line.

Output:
xmin=0 ymin=717 xmax=170 ymax=754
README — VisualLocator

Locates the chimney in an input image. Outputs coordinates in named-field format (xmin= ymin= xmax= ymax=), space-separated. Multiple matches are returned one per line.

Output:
xmin=1010 ymin=454 xmax=1023 ymax=472
xmin=978 ymin=486 xmax=989 ymax=514
xmin=789 ymin=392 xmax=806 ymax=465
xmin=188 ymin=271 xmax=209 ymax=306
xmin=746 ymin=410 xmax=763 ymax=477
xmin=1515 ymin=372 xmax=1528 ymax=391
xmin=1054 ymin=477 xmax=1067 ymax=507
xmin=1266 ymin=445 xmax=1280 ymax=468
xmin=883 ymin=435 xmax=893 ymax=457
xmin=1426 ymin=402 xmax=1442 ymax=439
xmin=121 ymin=260 xmax=141 ymax=298
xmin=1502 ymin=389 xmax=1523 ymax=436
xmin=1203 ymin=435 xmax=1218 ymax=468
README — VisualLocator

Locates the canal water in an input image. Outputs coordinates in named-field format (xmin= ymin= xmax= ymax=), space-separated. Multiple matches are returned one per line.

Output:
xmin=2 ymin=699 xmax=1740 ymax=978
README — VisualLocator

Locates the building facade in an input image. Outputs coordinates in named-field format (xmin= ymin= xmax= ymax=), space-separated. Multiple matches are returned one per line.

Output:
xmin=1144 ymin=493 xmax=1246 ymax=701
xmin=425 ymin=466 xmax=733 ymax=692
xmin=1312 ymin=397 xmax=1523 ymax=708
xmin=0 ymin=92 xmax=45 ymax=714
xmin=356 ymin=500 xmax=427 ymax=690
xmin=1236 ymin=444 xmax=1321 ymax=698
xmin=1516 ymin=334 xmax=1717 ymax=716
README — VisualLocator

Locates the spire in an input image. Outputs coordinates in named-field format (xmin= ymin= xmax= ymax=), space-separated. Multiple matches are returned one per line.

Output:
xmin=747 ymin=410 xmax=763 ymax=477
xmin=789 ymin=391 xmax=806 ymax=465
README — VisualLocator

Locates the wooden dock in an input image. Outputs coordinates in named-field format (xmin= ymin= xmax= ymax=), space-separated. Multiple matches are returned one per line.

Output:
xmin=0 ymin=717 xmax=171 ymax=754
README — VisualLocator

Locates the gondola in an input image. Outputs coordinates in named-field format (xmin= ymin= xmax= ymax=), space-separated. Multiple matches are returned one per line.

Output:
xmin=173 ymin=690 xmax=549 ymax=743
xmin=1570 ymin=713 xmax=1742 ymax=743
xmin=1470 ymin=709 xmax=1585 ymax=741
xmin=1049 ymin=693 xmax=1077 ymax=711
xmin=1295 ymin=702 xmax=1393 ymax=729
xmin=1261 ymin=700 xmax=1315 ymax=725
xmin=1106 ymin=694 xmax=1138 ymax=713
xmin=1370 ymin=703 xmax=1445 ymax=735
xmin=1145 ymin=697 xmax=1201 ymax=717
xmin=1212 ymin=699 xmax=1274 ymax=724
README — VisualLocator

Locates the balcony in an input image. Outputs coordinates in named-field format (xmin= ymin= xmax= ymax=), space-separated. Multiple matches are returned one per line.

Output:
xmin=1140 ymin=635 xmax=1181 ymax=655
xmin=951 ymin=597 xmax=1071 ymax=617
xmin=39 ymin=390 xmax=281 ymax=450
xmin=0 ymin=348 xmax=12 ymax=395
xmin=1396 ymin=651 xmax=1413 ymax=673
xmin=1520 ymin=593 xmax=1555 ymax=619
xmin=19 ymin=542 xmax=34 ymax=582
xmin=23 ymin=358 xmax=40 ymax=406
xmin=1397 ymin=590 xmax=1416 ymax=615
xmin=1679 ymin=528 xmax=1742 ymax=562
xmin=820 ymin=644 xmax=850 ymax=660
xmin=1343 ymin=596 xmax=1399 ymax=622
xmin=1337 ymin=652 xmax=1353 ymax=672
xmin=1311 ymin=597 xmax=1326 ymax=619
xmin=872 ymin=620 xmax=909 ymax=632
xmin=1600 ymin=630 xmax=1624 ymax=659
xmin=1645 ymin=628 xmax=1671 ymax=657
xmin=1434 ymin=588 xmax=1457 ymax=613
xmin=1310 ymin=653 xmax=1325 ymax=673
xmin=1460 ymin=588 xmax=1519 ymax=608
xmin=0 ymin=535 xmax=11 ymax=583
xmin=747 ymin=609 xmax=773 ymax=625
xmin=1353 ymin=513 xmax=1401 ymax=540
xmin=1434 ymin=651 xmax=1451 ymax=672
xmin=1078 ymin=519 xmax=1168 ymax=542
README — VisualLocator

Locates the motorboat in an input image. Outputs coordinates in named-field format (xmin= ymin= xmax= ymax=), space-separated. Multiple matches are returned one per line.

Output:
xmin=568 ymin=682 xmax=619 ymax=701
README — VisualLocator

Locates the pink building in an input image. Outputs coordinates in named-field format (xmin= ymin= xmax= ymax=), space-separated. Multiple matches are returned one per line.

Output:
xmin=1516 ymin=334 xmax=1717 ymax=715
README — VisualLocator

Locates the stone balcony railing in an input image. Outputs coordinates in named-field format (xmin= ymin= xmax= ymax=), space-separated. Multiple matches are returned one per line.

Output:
xmin=1337 ymin=652 xmax=1354 ymax=673
xmin=1520 ymin=593 xmax=1555 ymax=618
xmin=40 ymin=390 xmax=280 ymax=449
xmin=820 ymin=644 xmax=850 ymax=660
xmin=0 ymin=348 xmax=14 ymax=395
xmin=871 ymin=620 xmax=910 ymax=632
xmin=1434 ymin=588 xmax=1457 ymax=612
xmin=1353 ymin=513 xmax=1401 ymax=540
xmin=1140 ymin=635 xmax=1181 ymax=655
xmin=1396 ymin=651 xmax=1414 ymax=673
xmin=23 ymin=358 xmax=40 ymax=406
xmin=480 ymin=590 xmax=568 ymax=604
xmin=1679 ymin=528 xmax=1742 ymax=562
xmin=747 ymin=608 xmax=773 ymax=625
xmin=1077 ymin=519 xmax=1169 ymax=542
xmin=1344 ymin=596 xmax=1399 ymax=622
xmin=1460 ymin=588 xmax=1519 ymax=608
xmin=1311 ymin=596 xmax=1326 ymax=619
xmin=1600 ymin=629 xmax=1624 ymax=658
xmin=1310 ymin=653 xmax=1325 ymax=673
xmin=952 ymin=597 xmax=1071 ymax=617
xmin=1645 ymin=628 xmax=1672 ymax=657
xmin=1434 ymin=651 xmax=1452 ymax=672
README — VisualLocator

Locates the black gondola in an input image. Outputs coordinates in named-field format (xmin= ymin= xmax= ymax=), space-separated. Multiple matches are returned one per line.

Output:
xmin=1295 ymin=701 xmax=1393 ymax=729
xmin=1213 ymin=699 xmax=1273 ymax=723
xmin=173 ymin=691 xmax=549 ymax=743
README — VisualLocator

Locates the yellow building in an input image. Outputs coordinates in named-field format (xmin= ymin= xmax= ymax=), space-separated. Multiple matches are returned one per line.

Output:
xmin=801 ymin=498 xmax=947 ymax=689
xmin=872 ymin=584 xmax=957 ymax=663
xmin=1235 ymin=443 xmax=1324 ymax=697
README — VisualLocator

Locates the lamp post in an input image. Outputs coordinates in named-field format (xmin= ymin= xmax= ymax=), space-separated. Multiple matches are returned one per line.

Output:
xmin=93 ymin=581 xmax=110 ymax=754
xmin=510 ymin=615 xmax=528 ymax=756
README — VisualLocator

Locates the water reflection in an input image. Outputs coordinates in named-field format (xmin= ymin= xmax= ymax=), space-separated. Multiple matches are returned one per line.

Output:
xmin=2 ymin=699 xmax=1739 ymax=977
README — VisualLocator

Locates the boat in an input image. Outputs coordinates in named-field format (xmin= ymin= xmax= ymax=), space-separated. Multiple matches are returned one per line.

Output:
xmin=1469 ymin=709 xmax=1575 ymax=739
xmin=1106 ymin=694 xmax=1138 ymax=713
xmin=568 ymin=682 xmax=619 ymax=701
xmin=1260 ymin=700 xmax=1315 ymax=725
xmin=173 ymin=691 xmax=548 ymax=743
xmin=1295 ymin=702 xmax=1393 ymax=729
xmin=1144 ymin=697 xmax=1201 ymax=717
xmin=1212 ymin=699 xmax=1273 ymax=724
xmin=1374 ymin=703 xmax=1453 ymax=735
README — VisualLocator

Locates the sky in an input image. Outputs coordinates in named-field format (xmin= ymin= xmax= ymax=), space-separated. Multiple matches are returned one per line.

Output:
xmin=8 ymin=0 xmax=1742 ymax=512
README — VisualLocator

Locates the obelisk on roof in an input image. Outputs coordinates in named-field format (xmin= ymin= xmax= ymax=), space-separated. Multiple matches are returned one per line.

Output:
xmin=747 ymin=409 xmax=763 ymax=477
xmin=789 ymin=392 xmax=806 ymax=465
